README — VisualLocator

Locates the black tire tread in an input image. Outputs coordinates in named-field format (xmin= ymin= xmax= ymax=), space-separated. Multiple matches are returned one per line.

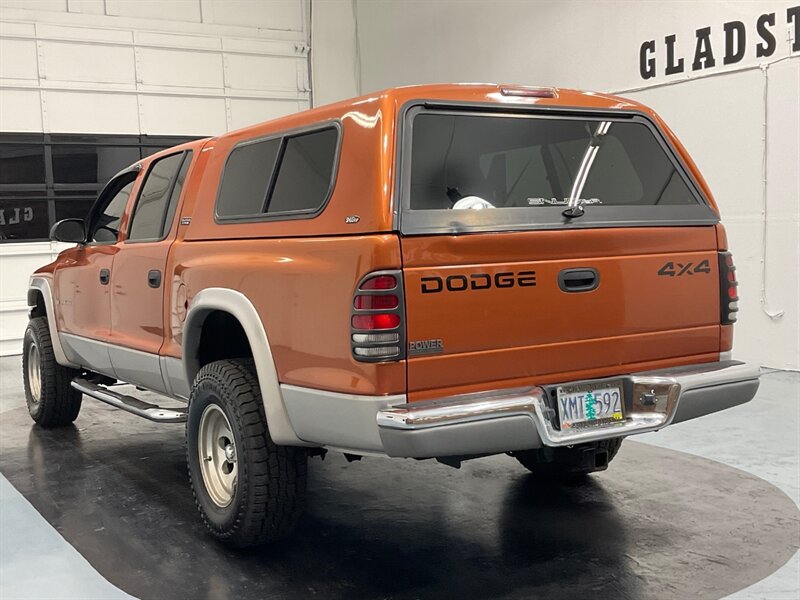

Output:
xmin=22 ymin=317 xmax=82 ymax=427
xmin=187 ymin=358 xmax=307 ymax=547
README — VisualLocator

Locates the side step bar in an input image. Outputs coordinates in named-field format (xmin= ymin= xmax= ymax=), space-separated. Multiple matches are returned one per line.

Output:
xmin=71 ymin=378 xmax=187 ymax=423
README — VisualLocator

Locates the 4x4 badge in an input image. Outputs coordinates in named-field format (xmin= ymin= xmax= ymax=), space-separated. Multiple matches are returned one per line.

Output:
xmin=657 ymin=259 xmax=711 ymax=277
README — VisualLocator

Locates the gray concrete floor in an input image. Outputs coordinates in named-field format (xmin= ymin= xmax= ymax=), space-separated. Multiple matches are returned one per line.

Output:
xmin=0 ymin=356 xmax=135 ymax=599
xmin=641 ymin=368 xmax=800 ymax=599
xmin=0 ymin=355 xmax=798 ymax=599
xmin=0 ymin=474 xmax=135 ymax=600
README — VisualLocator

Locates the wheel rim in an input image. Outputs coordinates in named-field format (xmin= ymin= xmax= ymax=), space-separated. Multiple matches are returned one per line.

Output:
xmin=27 ymin=341 xmax=42 ymax=405
xmin=198 ymin=403 xmax=238 ymax=508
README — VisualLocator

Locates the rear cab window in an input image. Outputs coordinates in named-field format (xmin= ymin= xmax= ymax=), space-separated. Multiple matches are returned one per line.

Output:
xmin=398 ymin=106 xmax=718 ymax=234
xmin=215 ymin=126 xmax=339 ymax=221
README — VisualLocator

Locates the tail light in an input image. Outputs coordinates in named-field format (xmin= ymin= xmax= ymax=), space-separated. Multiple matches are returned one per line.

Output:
xmin=500 ymin=85 xmax=557 ymax=98
xmin=351 ymin=270 xmax=406 ymax=362
xmin=718 ymin=252 xmax=738 ymax=324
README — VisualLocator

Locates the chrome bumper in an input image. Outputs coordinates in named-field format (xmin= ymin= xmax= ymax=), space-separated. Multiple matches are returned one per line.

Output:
xmin=376 ymin=360 xmax=760 ymax=458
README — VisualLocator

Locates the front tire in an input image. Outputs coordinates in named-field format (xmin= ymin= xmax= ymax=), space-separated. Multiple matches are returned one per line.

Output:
xmin=22 ymin=317 xmax=82 ymax=427
xmin=186 ymin=359 xmax=307 ymax=547
xmin=512 ymin=437 xmax=624 ymax=481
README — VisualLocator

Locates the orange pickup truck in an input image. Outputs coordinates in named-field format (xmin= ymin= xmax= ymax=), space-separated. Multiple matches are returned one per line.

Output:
xmin=23 ymin=84 xmax=759 ymax=547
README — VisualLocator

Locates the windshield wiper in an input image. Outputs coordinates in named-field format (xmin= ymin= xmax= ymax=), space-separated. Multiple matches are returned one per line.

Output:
xmin=562 ymin=121 xmax=611 ymax=219
xmin=562 ymin=199 xmax=586 ymax=218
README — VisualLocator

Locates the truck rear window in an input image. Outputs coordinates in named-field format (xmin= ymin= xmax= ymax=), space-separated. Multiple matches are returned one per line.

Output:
xmin=400 ymin=109 xmax=718 ymax=234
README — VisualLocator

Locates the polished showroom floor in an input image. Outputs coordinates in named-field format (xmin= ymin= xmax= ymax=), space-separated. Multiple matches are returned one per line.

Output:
xmin=0 ymin=356 xmax=798 ymax=600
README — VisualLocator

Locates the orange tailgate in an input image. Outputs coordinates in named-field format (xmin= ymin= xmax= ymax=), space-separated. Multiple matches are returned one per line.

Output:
xmin=402 ymin=227 xmax=721 ymax=398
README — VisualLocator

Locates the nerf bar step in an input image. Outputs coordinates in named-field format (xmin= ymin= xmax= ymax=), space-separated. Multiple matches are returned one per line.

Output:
xmin=71 ymin=377 xmax=187 ymax=423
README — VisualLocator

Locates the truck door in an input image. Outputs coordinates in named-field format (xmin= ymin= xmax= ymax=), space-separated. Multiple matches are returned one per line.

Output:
xmin=54 ymin=170 xmax=140 ymax=376
xmin=108 ymin=150 xmax=192 ymax=393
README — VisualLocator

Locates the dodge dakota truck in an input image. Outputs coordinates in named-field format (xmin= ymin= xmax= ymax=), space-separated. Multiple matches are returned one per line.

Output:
xmin=23 ymin=84 xmax=760 ymax=547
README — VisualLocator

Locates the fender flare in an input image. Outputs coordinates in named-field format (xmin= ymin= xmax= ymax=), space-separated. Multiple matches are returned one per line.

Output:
xmin=183 ymin=287 xmax=309 ymax=447
xmin=28 ymin=276 xmax=80 ymax=368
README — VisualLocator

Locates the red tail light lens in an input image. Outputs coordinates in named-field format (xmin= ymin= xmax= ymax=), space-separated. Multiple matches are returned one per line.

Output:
xmin=360 ymin=275 xmax=397 ymax=290
xmin=719 ymin=252 xmax=738 ymax=324
xmin=352 ymin=313 xmax=400 ymax=330
xmin=351 ymin=271 xmax=406 ymax=362
xmin=354 ymin=294 xmax=399 ymax=310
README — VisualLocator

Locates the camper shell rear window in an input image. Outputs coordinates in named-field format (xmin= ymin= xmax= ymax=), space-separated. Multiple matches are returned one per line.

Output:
xmin=397 ymin=105 xmax=718 ymax=235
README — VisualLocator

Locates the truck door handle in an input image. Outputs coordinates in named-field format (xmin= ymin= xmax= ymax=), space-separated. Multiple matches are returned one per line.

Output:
xmin=558 ymin=268 xmax=599 ymax=292
xmin=147 ymin=270 xmax=162 ymax=289
xmin=99 ymin=269 xmax=110 ymax=285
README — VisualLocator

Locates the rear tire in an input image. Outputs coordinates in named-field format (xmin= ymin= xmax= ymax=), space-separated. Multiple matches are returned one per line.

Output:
xmin=186 ymin=359 xmax=307 ymax=547
xmin=512 ymin=437 xmax=624 ymax=481
xmin=22 ymin=317 xmax=82 ymax=427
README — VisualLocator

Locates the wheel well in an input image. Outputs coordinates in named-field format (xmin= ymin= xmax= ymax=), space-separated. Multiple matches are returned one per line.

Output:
xmin=28 ymin=289 xmax=46 ymax=318
xmin=196 ymin=310 xmax=253 ymax=368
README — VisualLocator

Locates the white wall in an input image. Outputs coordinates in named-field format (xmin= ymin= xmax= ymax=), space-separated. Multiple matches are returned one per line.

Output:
xmin=310 ymin=0 xmax=358 ymax=106
xmin=0 ymin=0 xmax=313 ymax=355
xmin=333 ymin=0 xmax=799 ymax=370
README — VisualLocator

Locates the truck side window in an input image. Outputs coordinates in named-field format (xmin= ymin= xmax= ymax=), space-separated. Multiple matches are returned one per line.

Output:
xmin=128 ymin=151 xmax=190 ymax=241
xmin=266 ymin=128 xmax=338 ymax=215
xmin=216 ymin=139 xmax=281 ymax=218
xmin=215 ymin=126 xmax=338 ymax=220
xmin=161 ymin=151 xmax=192 ymax=237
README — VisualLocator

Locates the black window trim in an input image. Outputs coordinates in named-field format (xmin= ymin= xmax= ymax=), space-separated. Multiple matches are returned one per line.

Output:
xmin=84 ymin=165 xmax=141 ymax=246
xmin=214 ymin=120 xmax=343 ymax=224
xmin=124 ymin=150 xmax=192 ymax=244
xmin=394 ymin=100 xmax=719 ymax=235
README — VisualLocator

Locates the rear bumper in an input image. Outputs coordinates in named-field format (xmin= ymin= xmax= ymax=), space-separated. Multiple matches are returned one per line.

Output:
xmin=376 ymin=360 xmax=759 ymax=459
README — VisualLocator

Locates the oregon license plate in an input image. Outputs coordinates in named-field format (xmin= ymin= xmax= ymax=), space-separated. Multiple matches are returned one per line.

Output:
xmin=556 ymin=382 xmax=624 ymax=429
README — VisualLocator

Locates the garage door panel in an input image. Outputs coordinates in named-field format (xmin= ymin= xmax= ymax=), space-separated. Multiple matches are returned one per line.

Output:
xmin=0 ymin=89 xmax=43 ymax=131
xmin=0 ymin=39 xmax=38 ymax=80
xmin=42 ymin=90 xmax=139 ymax=133
xmin=137 ymin=48 xmax=224 ymax=90
xmin=41 ymin=40 xmax=136 ymax=85
xmin=225 ymin=54 xmax=301 ymax=93
xmin=207 ymin=0 xmax=303 ymax=32
xmin=105 ymin=0 xmax=201 ymax=23
xmin=228 ymin=98 xmax=303 ymax=130
xmin=139 ymin=95 xmax=226 ymax=135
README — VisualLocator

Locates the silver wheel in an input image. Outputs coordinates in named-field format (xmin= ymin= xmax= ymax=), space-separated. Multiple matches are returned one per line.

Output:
xmin=23 ymin=317 xmax=82 ymax=427
xmin=27 ymin=341 xmax=41 ymax=405
xmin=198 ymin=403 xmax=238 ymax=508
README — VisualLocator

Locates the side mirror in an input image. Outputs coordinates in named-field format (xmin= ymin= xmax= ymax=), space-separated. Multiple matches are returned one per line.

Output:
xmin=50 ymin=219 xmax=86 ymax=244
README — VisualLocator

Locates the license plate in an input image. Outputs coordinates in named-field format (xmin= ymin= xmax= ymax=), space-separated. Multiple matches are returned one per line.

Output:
xmin=556 ymin=382 xmax=624 ymax=429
